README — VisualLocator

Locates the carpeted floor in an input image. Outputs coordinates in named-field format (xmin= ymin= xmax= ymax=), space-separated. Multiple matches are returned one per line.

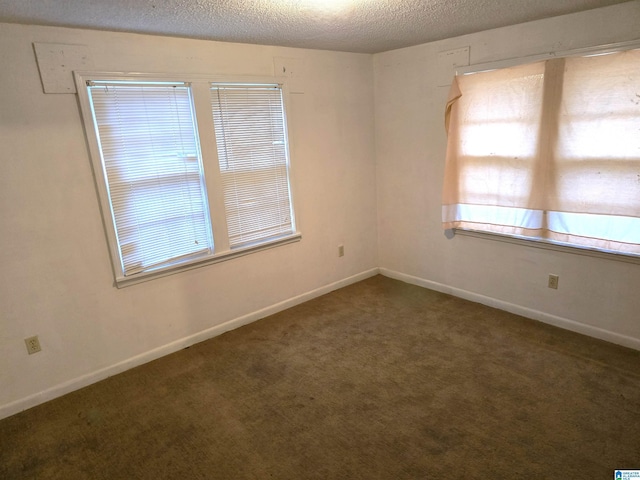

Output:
xmin=1 ymin=275 xmax=639 ymax=479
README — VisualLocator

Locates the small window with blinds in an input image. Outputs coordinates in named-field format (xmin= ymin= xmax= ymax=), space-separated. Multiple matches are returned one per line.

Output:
xmin=77 ymin=74 xmax=300 ymax=286
xmin=210 ymin=83 xmax=294 ymax=248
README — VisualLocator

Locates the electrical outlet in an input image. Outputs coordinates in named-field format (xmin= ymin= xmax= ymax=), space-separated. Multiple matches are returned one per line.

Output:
xmin=548 ymin=274 xmax=559 ymax=290
xmin=338 ymin=245 xmax=344 ymax=257
xmin=25 ymin=335 xmax=42 ymax=355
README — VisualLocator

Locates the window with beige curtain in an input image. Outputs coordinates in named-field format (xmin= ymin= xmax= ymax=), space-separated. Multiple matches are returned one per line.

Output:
xmin=442 ymin=48 xmax=640 ymax=257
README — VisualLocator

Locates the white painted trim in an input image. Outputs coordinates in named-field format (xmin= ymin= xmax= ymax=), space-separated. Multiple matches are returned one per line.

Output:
xmin=457 ymin=39 xmax=640 ymax=75
xmin=0 ymin=268 xmax=379 ymax=420
xmin=115 ymin=233 xmax=303 ymax=288
xmin=379 ymin=268 xmax=640 ymax=352
xmin=453 ymin=229 xmax=640 ymax=265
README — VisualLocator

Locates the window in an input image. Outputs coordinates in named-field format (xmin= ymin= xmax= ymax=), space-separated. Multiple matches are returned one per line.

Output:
xmin=76 ymin=74 xmax=299 ymax=286
xmin=210 ymin=84 xmax=294 ymax=248
xmin=442 ymin=46 xmax=640 ymax=258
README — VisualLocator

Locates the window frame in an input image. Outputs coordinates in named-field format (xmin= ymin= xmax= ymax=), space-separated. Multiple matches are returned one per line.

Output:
xmin=75 ymin=71 xmax=301 ymax=287
xmin=447 ymin=39 xmax=640 ymax=265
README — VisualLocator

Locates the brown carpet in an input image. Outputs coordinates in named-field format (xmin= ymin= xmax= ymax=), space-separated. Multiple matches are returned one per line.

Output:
xmin=1 ymin=275 xmax=639 ymax=479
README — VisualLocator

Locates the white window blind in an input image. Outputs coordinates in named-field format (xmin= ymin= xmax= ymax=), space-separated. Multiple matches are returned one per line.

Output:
xmin=88 ymin=82 xmax=213 ymax=276
xmin=210 ymin=84 xmax=294 ymax=248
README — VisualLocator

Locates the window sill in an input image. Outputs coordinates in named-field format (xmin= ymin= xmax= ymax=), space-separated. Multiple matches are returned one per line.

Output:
xmin=114 ymin=233 xmax=302 ymax=288
xmin=450 ymin=229 xmax=640 ymax=265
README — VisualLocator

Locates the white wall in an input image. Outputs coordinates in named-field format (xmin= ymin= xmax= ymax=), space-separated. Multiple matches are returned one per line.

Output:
xmin=0 ymin=24 xmax=378 ymax=417
xmin=374 ymin=2 xmax=640 ymax=348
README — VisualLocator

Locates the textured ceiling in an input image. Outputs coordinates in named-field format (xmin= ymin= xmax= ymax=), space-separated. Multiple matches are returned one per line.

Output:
xmin=0 ymin=0 xmax=633 ymax=53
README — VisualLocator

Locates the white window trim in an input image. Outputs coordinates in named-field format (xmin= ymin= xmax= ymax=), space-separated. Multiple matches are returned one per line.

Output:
xmin=111 ymin=233 xmax=301 ymax=287
xmin=448 ymin=39 xmax=640 ymax=264
xmin=75 ymin=71 xmax=301 ymax=288
xmin=456 ymin=39 xmax=640 ymax=76
xmin=452 ymin=229 xmax=640 ymax=265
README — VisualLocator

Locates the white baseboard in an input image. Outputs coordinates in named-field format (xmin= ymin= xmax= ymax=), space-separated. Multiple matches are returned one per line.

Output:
xmin=0 ymin=268 xmax=379 ymax=421
xmin=379 ymin=268 xmax=640 ymax=351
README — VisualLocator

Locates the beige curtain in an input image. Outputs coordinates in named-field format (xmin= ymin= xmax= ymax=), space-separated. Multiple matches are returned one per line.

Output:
xmin=443 ymin=48 xmax=640 ymax=256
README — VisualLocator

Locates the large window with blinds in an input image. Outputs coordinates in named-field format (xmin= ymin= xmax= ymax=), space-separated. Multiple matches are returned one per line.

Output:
xmin=442 ymin=45 xmax=640 ymax=258
xmin=76 ymin=73 xmax=299 ymax=286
